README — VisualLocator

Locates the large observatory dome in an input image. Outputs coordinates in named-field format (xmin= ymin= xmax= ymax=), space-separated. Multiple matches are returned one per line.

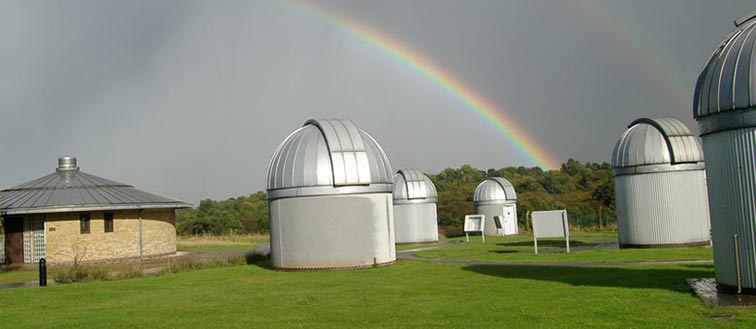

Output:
xmin=693 ymin=11 xmax=756 ymax=293
xmin=694 ymin=12 xmax=756 ymax=135
xmin=267 ymin=119 xmax=392 ymax=200
xmin=611 ymin=118 xmax=704 ymax=175
xmin=265 ymin=119 xmax=396 ymax=270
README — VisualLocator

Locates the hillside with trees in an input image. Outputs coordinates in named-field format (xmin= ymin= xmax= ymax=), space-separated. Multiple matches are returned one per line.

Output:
xmin=176 ymin=159 xmax=616 ymax=236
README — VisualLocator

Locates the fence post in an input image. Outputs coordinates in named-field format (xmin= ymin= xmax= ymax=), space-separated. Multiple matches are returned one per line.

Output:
xmin=39 ymin=258 xmax=47 ymax=287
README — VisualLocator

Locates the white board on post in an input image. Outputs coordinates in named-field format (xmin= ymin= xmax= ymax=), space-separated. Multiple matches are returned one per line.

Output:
xmin=531 ymin=210 xmax=569 ymax=254
xmin=464 ymin=214 xmax=485 ymax=243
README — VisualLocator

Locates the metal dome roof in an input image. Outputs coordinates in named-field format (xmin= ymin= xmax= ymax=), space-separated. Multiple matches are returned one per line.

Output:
xmin=694 ymin=12 xmax=756 ymax=134
xmin=392 ymin=169 xmax=437 ymax=204
xmin=611 ymin=118 xmax=704 ymax=175
xmin=266 ymin=119 xmax=393 ymax=200
xmin=473 ymin=177 xmax=517 ymax=205
xmin=0 ymin=156 xmax=190 ymax=215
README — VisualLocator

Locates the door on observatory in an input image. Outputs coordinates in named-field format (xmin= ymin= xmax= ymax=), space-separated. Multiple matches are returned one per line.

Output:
xmin=502 ymin=205 xmax=517 ymax=235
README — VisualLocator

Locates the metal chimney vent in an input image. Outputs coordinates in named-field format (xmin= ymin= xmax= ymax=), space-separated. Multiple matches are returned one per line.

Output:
xmin=57 ymin=156 xmax=78 ymax=171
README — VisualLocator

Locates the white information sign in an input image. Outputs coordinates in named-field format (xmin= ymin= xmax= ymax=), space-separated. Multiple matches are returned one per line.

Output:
xmin=532 ymin=210 xmax=569 ymax=254
xmin=464 ymin=214 xmax=485 ymax=243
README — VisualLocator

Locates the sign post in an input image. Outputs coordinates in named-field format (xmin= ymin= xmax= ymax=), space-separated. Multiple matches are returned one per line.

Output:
xmin=532 ymin=210 xmax=569 ymax=254
xmin=464 ymin=215 xmax=485 ymax=243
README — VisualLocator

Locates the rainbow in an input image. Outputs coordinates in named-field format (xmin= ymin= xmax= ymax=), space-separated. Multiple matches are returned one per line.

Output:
xmin=283 ymin=1 xmax=561 ymax=169
xmin=567 ymin=0 xmax=691 ymax=114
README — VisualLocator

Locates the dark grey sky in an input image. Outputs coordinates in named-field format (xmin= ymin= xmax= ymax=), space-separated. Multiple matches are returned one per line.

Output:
xmin=1 ymin=0 xmax=753 ymax=204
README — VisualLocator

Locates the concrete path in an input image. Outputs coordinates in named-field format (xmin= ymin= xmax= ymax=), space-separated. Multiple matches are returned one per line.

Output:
xmin=0 ymin=281 xmax=39 ymax=290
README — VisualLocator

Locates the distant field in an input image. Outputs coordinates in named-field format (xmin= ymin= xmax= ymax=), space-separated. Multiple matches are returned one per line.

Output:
xmin=1 ymin=260 xmax=753 ymax=328
xmin=415 ymin=232 xmax=713 ymax=263
xmin=176 ymin=234 xmax=267 ymax=251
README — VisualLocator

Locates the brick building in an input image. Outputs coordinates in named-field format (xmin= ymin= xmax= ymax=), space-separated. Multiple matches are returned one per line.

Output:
xmin=0 ymin=156 xmax=190 ymax=264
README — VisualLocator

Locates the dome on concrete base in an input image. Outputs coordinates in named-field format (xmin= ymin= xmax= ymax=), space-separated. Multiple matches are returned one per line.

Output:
xmin=266 ymin=119 xmax=396 ymax=270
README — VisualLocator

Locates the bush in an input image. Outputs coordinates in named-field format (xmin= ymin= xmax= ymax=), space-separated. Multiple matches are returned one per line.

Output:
xmin=53 ymin=266 xmax=109 ymax=284
xmin=244 ymin=251 xmax=269 ymax=264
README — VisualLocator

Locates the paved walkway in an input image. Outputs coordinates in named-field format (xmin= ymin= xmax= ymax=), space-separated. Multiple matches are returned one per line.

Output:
xmin=0 ymin=281 xmax=39 ymax=290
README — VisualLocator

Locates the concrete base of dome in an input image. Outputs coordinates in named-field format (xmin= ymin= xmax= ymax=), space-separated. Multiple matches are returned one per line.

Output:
xmin=619 ymin=240 xmax=710 ymax=249
xmin=273 ymin=260 xmax=395 ymax=272
xmin=268 ymin=193 xmax=396 ymax=270
xmin=393 ymin=203 xmax=438 ymax=244
xmin=474 ymin=203 xmax=518 ymax=236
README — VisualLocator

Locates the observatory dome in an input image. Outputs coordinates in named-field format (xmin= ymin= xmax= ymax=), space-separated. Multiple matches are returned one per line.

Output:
xmin=694 ymin=12 xmax=756 ymax=134
xmin=265 ymin=119 xmax=396 ymax=270
xmin=473 ymin=177 xmax=517 ymax=205
xmin=392 ymin=169 xmax=439 ymax=243
xmin=693 ymin=11 xmax=756 ymax=293
xmin=611 ymin=117 xmax=710 ymax=249
xmin=392 ymin=169 xmax=437 ymax=204
xmin=611 ymin=118 xmax=704 ymax=175
xmin=266 ymin=119 xmax=392 ymax=200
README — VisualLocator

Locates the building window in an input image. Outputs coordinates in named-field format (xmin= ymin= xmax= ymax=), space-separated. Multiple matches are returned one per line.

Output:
xmin=80 ymin=214 xmax=90 ymax=234
xmin=104 ymin=212 xmax=114 ymax=233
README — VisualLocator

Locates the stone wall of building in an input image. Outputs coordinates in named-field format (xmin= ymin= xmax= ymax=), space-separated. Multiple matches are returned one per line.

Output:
xmin=44 ymin=209 xmax=176 ymax=263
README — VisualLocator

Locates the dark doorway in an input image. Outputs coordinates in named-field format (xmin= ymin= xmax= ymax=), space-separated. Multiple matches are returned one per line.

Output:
xmin=4 ymin=216 xmax=24 ymax=264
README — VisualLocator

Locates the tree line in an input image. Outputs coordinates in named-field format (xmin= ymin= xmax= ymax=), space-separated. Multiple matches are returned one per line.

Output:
xmin=176 ymin=159 xmax=616 ymax=236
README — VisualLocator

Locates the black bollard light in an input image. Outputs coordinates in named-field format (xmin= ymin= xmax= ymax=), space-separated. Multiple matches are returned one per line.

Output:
xmin=39 ymin=258 xmax=47 ymax=287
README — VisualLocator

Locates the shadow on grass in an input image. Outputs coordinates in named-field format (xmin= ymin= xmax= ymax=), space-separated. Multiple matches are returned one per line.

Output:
xmin=489 ymin=250 xmax=519 ymax=254
xmin=462 ymin=264 xmax=713 ymax=292
xmin=496 ymin=240 xmax=591 ymax=248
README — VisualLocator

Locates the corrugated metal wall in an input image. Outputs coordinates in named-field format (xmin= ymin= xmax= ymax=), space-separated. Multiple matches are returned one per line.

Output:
xmin=703 ymin=128 xmax=756 ymax=289
xmin=614 ymin=170 xmax=710 ymax=247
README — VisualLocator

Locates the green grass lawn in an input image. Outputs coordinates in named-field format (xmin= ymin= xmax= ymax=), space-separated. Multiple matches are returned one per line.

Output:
xmin=0 ymin=260 xmax=752 ymax=328
xmin=415 ymin=233 xmax=713 ymax=263
xmin=0 ymin=270 xmax=37 ymax=285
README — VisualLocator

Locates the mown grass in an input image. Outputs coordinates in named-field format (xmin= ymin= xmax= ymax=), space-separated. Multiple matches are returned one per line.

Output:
xmin=0 ymin=260 xmax=753 ymax=328
xmin=415 ymin=233 xmax=713 ymax=263
xmin=0 ymin=269 xmax=37 ymax=285
xmin=176 ymin=233 xmax=266 ymax=251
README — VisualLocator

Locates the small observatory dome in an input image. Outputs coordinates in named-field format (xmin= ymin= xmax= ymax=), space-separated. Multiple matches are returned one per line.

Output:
xmin=266 ymin=119 xmax=395 ymax=270
xmin=473 ymin=177 xmax=518 ymax=236
xmin=694 ymin=12 xmax=756 ymax=293
xmin=611 ymin=117 xmax=710 ymax=248
xmin=392 ymin=169 xmax=438 ymax=243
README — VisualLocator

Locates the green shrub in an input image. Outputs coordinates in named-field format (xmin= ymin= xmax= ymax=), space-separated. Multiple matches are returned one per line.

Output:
xmin=244 ymin=251 xmax=269 ymax=264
